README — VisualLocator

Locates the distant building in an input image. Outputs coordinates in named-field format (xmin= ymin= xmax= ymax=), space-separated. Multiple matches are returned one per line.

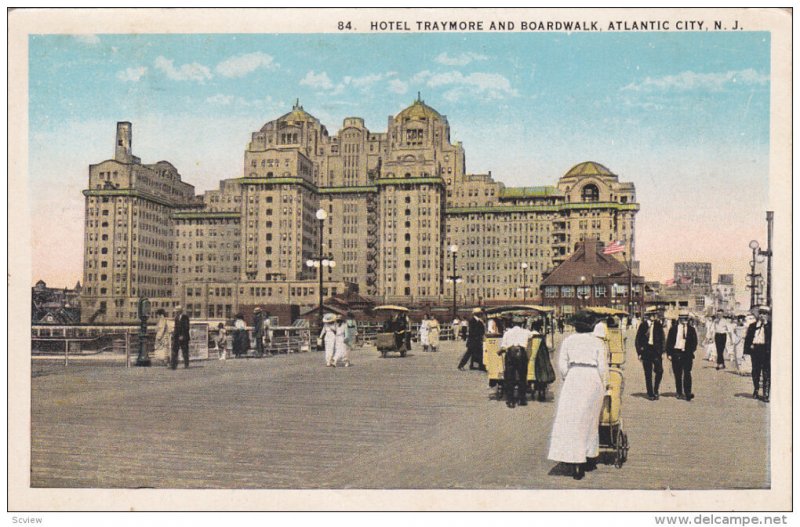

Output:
xmin=31 ymin=280 xmax=82 ymax=324
xmin=674 ymin=262 xmax=712 ymax=286
xmin=539 ymin=237 xmax=645 ymax=316
xmin=717 ymin=274 xmax=734 ymax=285
xmin=711 ymin=274 xmax=737 ymax=312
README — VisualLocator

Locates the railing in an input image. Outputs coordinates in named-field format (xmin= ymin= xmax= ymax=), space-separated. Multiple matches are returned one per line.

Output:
xmin=32 ymin=325 xmax=140 ymax=366
xmin=31 ymin=323 xmax=314 ymax=366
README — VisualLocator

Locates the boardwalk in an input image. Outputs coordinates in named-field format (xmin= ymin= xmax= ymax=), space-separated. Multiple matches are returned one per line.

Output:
xmin=31 ymin=332 xmax=769 ymax=489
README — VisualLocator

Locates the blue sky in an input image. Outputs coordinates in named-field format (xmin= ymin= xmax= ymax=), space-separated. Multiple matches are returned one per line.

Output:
xmin=29 ymin=32 xmax=771 ymax=302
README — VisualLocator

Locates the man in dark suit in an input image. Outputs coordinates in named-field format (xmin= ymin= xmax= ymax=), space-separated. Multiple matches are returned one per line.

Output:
xmin=635 ymin=311 xmax=665 ymax=400
xmin=458 ymin=308 xmax=486 ymax=371
xmin=171 ymin=305 xmax=191 ymax=370
xmin=666 ymin=311 xmax=698 ymax=401
xmin=744 ymin=307 xmax=771 ymax=402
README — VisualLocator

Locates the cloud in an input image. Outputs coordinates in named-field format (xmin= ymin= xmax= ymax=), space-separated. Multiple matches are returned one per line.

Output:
xmin=205 ymin=93 xmax=281 ymax=110
xmin=301 ymin=71 xmax=398 ymax=95
xmin=300 ymin=70 xmax=334 ymax=90
xmin=346 ymin=72 xmax=393 ymax=89
xmin=434 ymin=52 xmax=488 ymax=66
xmin=154 ymin=56 xmax=213 ymax=82
xmin=73 ymin=34 xmax=100 ymax=45
xmin=206 ymin=94 xmax=236 ymax=105
xmin=388 ymin=79 xmax=409 ymax=95
xmin=216 ymin=52 xmax=278 ymax=78
xmin=622 ymin=69 xmax=769 ymax=92
xmin=116 ymin=66 xmax=147 ymax=82
xmin=412 ymin=70 xmax=518 ymax=101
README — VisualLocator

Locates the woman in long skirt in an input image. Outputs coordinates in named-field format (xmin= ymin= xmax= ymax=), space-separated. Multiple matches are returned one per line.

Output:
xmin=428 ymin=316 xmax=440 ymax=352
xmin=733 ymin=315 xmax=751 ymax=375
xmin=419 ymin=311 xmax=433 ymax=352
xmin=532 ymin=337 xmax=556 ymax=401
xmin=232 ymin=314 xmax=248 ymax=358
xmin=153 ymin=309 xmax=171 ymax=367
xmin=332 ymin=315 xmax=350 ymax=367
xmin=320 ymin=313 xmax=338 ymax=367
xmin=548 ymin=312 xmax=608 ymax=480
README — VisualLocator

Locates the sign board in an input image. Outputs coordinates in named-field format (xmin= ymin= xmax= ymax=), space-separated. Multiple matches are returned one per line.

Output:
xmin=188 ymin=323 xmax=209 ymax=360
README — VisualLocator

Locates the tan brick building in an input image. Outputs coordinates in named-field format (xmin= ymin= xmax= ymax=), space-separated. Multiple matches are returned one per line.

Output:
xmin=81 ymin=99 xmax=640 ymax=323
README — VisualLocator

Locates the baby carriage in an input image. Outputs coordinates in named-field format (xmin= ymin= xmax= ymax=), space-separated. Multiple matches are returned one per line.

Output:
xmin=585 ymin=307 xmax=630 ymax=468
xmin=599 ymin=367 xmax=629 ymax=468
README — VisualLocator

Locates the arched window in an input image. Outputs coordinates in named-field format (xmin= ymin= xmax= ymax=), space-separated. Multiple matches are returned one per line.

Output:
xmin=581 ymin=184 xmax=599 ymax=202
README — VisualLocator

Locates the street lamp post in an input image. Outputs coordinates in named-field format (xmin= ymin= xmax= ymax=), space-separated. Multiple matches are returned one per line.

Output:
xmin=306 ymin=209 xmax=336 ymax=333
xmin=748 ymin=240 xmax=766 ymax=310
xmin=577 ymin=275 xmax=589 ymax=308
xmin=446 ymin=244 xmax=462 ymax=322
xmin=765 ymin=211 xmax=773 ymax=308
xmin=135 ymin=297 xmax=151 ymax=367
xmin=520 ymin=262 xmax=529 ymax=302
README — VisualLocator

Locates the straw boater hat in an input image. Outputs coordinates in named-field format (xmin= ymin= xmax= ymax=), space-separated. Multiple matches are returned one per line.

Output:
xmin=758 ymin=306 xmax=771 ymax=314
xmin=323 ymin=313 xmax=336 ymax=323
xmin=254 ymin=306 xmax=261 ymax=312
xmin=472 ymin=307 xmax=483 ymax=314
xmin=678 ymin=309 xmax=690 ymax=319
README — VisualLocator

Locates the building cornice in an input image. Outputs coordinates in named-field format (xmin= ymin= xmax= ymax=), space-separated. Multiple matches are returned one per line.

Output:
xmin=240 ymin=176 xmax=318 ymax=193
xmin=172 ymin=211 xmax=241 ymax=220
xmin=374 ymin=177 xmax=445 ymax=186
xmin=445 ymin=202 xmax=640 ymax=215
xmin=318 ymin=185 xmax=378 ymax=195
xmin=82 ymin=188 xmax=197 ymax=208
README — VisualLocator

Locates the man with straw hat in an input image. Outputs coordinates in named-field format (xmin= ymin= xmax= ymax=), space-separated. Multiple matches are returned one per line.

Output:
xmin=666 ymin=309 xmax=698 ymax=401
xmin=744 ymin=306 xmax=771 ymax=402
xmin=635 ymin=308 xmax=665 ymax=401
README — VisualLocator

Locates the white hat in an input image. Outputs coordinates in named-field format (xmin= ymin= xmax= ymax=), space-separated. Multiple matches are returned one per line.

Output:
xmin=323 ymin=313 xmax=336 ymax=323
xmin=472 ymin=307 xmax=483 ymax=314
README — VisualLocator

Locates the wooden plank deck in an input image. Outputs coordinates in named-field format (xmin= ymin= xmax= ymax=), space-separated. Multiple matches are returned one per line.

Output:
xmin=30 ymin=332 xmax=769 ymax=489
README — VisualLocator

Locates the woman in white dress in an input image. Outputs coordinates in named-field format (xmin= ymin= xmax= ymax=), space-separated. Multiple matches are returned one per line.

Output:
xmin=733 ymin=315 xmax=751 ymax=375
xmin=153 ymin=309 xmax=170 ymax=367
xmin=419 ymin=312 xmax=432 ymax=352
xmin=428 ymin=316 xmax=440 ymax=352
xmin=548 ymin=311 xmax=608 ymax=480
xmin=332 ymin=315 xmax=349 ymax=367
xmin=320 ymin=313 xmax=338 ymax=367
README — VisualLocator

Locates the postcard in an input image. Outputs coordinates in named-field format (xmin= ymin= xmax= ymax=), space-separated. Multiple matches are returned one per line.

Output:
xmin=8 ymin=7 xmax=792 ymax=514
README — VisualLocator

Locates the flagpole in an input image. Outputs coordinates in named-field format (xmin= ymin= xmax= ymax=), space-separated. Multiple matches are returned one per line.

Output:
xmin=628 ymin=243 xmax=633 ymax=317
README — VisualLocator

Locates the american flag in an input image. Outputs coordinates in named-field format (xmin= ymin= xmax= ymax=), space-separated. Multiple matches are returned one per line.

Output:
xmin=603 ymin=240 xmax=625 ymax=255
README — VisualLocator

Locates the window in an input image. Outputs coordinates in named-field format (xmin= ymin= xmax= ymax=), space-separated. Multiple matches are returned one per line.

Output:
xmin=594 ymin=285 xmax=607 ymax=297
xmin=545 ymin=286 xmax=558 ymax=298
xmin=581 ymin=184 xmax=599 ymax=202
xmin=560 ymin=286 xmax=574 ymax=298
xmin=577 ymin=285 xmax=591 ymax=297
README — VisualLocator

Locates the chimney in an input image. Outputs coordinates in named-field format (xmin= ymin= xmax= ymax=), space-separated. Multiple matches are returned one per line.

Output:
xmin=115 ymin=122 xmax=132 ymax=162
xmin=584 ymin=237 xmax=598 ymax=264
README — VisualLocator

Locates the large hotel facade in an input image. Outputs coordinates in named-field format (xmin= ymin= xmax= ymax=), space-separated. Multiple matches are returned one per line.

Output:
xmin=81 ymin=98 xmax=640 ymax=323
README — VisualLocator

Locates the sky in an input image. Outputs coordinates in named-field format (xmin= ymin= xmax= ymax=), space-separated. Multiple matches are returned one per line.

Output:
xmin=28 ymin=32 xmax=771 ymax=304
